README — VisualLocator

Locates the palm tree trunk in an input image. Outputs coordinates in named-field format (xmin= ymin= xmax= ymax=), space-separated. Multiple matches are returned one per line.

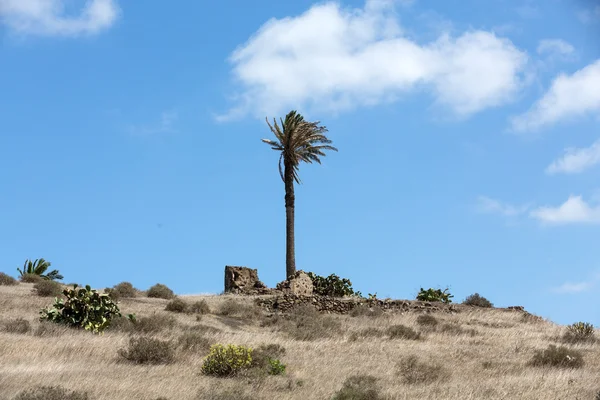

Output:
xmin=284 ymin=159 xmax=296 ymax=279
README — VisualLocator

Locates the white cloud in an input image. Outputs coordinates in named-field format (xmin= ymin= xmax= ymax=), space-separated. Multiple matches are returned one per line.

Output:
xmin=127 ymin=111 xmax=178 ymax=136
xmin=476 ymin=196 xmax=530 ymax=217
xmin=530 ymin=195 xmax=600 ymax=224
xmin=552 ymin=272 xmax=600 ymax=294
xmin=220 ymin=0 xmax=529 ymax=120
xmin=0 ymin=0 xmax=119 ymax=36
xmin=577 ymin=6 xmax=600 ymax=24
xmin=546 ymin=139 xmax=600 ymax=174
xmin=511 ymin=59 xmax=600 ymax=132
xmin=536 ymin=39 xmax=575 ymax=59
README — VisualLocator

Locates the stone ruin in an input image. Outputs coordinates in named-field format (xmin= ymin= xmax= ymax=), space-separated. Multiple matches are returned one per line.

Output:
xmin=223 ymin=266 xmax=313 ymax=296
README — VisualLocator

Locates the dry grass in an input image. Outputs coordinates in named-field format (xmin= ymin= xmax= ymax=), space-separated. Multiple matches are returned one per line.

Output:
xmin=0 ymin=283 xmax=598 ymax=399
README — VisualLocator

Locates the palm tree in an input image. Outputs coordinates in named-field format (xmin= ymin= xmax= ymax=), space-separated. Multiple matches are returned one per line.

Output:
xmin=262 ymin=110 xmax=337 ymax=279
xmin=17 ymin=258 xmax=63 ymax=281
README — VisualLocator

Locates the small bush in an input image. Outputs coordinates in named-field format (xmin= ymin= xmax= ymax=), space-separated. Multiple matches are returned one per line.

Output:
xmin=34 ymin=321 xmax=70 ymax=337
xmin=0 ymin=272 xmax=18 ymax=286
xmin=251 ymin=343 xmax=286 ymax=370
xmin=4 ymin=318 xmax=31 ymax=334
xmin=201 ymin=344 xmax=253 ymax=377
xmin=118 ymin=337 xmax=175 ymax=364
xmin=285 ymin=305 xmax=342 ymax=341
xmin=147 ymin=283 xmax=175 ymax=299
xmin=106 ymin=282 xmax=137 ymax=301
xmin=416 ymin=287 xmax=453 ymax=303
xmin=178 ymin=332 xmax=212 ymax=353
xmin=33 ymin=280 xmax=63 ymax=297
xmin=388 ymin=324 xmax=421 ymax=340
xmin=348 ymin=328 xmax=385 ymax=341
xmin=189 ymin=300 xmax=210 ymax=315
xmin=439 ymin=323 xmax=477 ymax=337
xmin=13 ymin=385 xmax=90 ymax=400
xmin=529 ymin=345 xmax=584 ymax=368
xmin=132 ymin=313 xmax=177 ymax=334
xmin=216 ymin=299 xmax=263 ymax=320
xmin=563 ymin=322 xmax=595 ymax=343
xmin=332 ymin=375 xmax=382 ymax=400
xmin=165 ymin=298 xmax=188 ymax=313
xmin=306 ymin=272 xmax=357 ymax=297
xmin=39 ymin=284 xmax=124 ymax=334
xmin=349 ymin=305 xmax=384 ymax=318
xmin=20 ymin=273 xmax=44 ymax=283
xmin=267 ymin=358 xmax=286 ymax=376
xmin=397 ymin=355 xmax=449 ymax=385
xmin=463 ymin=293 xmax=493 ymax=308
xmin=416 ymin=314 xmax=439 ymax=327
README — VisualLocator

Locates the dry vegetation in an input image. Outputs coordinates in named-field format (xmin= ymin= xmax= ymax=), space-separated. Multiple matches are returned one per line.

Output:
xmin=0 ymin=282 xmax=598 ymax=400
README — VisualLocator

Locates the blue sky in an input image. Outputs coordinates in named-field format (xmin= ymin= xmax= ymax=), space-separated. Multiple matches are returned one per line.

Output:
xmin=0 ymin=0 xmax=599 ymax=326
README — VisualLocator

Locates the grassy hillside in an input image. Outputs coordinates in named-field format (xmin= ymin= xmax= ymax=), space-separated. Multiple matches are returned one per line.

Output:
xmin=0 ymin=281 xmax=597 ymax=400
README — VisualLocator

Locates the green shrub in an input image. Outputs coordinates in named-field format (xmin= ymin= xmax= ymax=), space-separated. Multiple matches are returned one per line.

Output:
xmin=306 ymin=272 xmax=357 ymax=297
xmin=563 ymin=322 xmax=595 ymax=343
xmin=118 ymin=336 xmax=175 ymax=364
xmin=267 ymin=358 xmax=286 ymax=376
xmin=189 ymin=300 xmax=210 ymax=314
xmin=463 ymin=293 xmax=493 ymax=308
xmin=13 ymin=385 xmax=90 ymax=400
xmin=0 ymin=272 xmax=18 ymax=286
xmin=20 ymin=273 xmax=44 ymax=283
xmin=416 ymin=287 xmax=453 ymax=303
xmin=105 ymin=282 xmax=137 ymax=301
xmin=33 ymin=280 xmax=63 ymax=297
xmin=388 ymin=324 xmax=421 ymax=340
xmin=178 ymin=332 xmax=212 ymax=353
xmin=147 ymin=283 xmax=175 ymax=299
xmin=201 ymin=344 xmax=253 ymax=377
xmin=416 ymin=314 xmax=439 ymax=327
xmin=39 ymin=284 xmax=124 ymax=334
xmin=332 ymin=375 xmax=382 ymax=400
xmin=529 ymin=345 xmax=584 ymax=368
xmin=165 ymin=298 xmax=188 ymax=313
xmin=397 ymin=355 xmax=449 ymax=385
xmin=4 ymin=318 xmax=31 ymax=334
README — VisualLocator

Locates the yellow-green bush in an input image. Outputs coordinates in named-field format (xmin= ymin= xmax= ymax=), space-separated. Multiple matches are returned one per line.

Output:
xmin=201 ymin=344 xmax=253 ymax=377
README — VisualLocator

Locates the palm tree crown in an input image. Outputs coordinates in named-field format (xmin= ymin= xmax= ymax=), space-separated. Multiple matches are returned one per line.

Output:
xmin=17 ymin=258 xmax=63 ymax=281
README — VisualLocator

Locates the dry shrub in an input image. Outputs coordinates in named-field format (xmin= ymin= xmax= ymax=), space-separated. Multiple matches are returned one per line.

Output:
xmin=118 ymin=337 xmax=175 ymax=364
xmin=348 ymin=327 xmax=386 ymax=341
xmin=416 ymin=314 xmax=439 ymax=328
xmin=34 ymin=321 xmax=70 ymax=337
xmin=186 ymin=323 xmax=222 ymax=335
xmin=106 ymin=315 xmax=135 ymax=333
xmin=388 ymin=324 xmax=421 ymax=340
xmin=528 ymin=345 xmax=584 ymax=369
xmin=165 ymin=298 xmax=188 ymax=313
xmin=133 ymin=313 xmax=177 ymax=334
xmin=216 ymin=299 xmax=263 ymax=320
xmin=463 ymin=293 xmax=493 ymax=308
xmin=251 ymin=343 xmax=286 ymax=369
xmin=562 ymin=322 xmax=596 ymax=344
xmin=284 ymin=305 xmax=342 ymax=341
xmin=105 ymin=282 xmax=137 ymax=301
xmin=178 ymin=332 xmax=212 ymax=353
xmin=0 ymin=272 xmax=18 ymax=286
xmin=349 ymin=305 xmax=384 ymax=318
xmin=189 ymin=300 xmax=210 ymax=315
xmin=20 ymin=273 xmax=43 ymax=283
xmin=3 ymin=318 xmax=31 ymax=334
xmin=13 ymin=385 xmax=90 ymax=400
xmin=196 ymin=386 xmax=254 ymax=400
xmin=397 ymin=355 xmax=449 ymax=385
xmin=331 ymin=375 xmax=382 ymax=400
xmin=147 ymin=283 xmax=175 ymax=299
xmin=33 ymin=280 xmax=63 ymax=297
xmin=439 ymin=323 xmax=477 ymax=337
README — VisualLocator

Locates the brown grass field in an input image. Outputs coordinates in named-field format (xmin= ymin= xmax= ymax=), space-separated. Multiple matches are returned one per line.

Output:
xmin=0 ymin=282 xmax=598 ymax=400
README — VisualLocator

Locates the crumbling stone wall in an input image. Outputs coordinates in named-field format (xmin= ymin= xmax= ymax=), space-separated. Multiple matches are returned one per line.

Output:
xmin=275 ymin=270 xmax=313 ymax=296
xmin=224 ymin=266 xmax=268 ymax=294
